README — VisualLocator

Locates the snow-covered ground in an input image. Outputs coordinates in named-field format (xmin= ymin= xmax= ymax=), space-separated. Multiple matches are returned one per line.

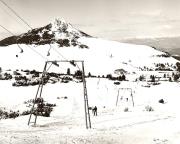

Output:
xmin=0 ymin=36 xmax=178 ymax=74
xmin=0 ymin=78 xmax=180 ymax=144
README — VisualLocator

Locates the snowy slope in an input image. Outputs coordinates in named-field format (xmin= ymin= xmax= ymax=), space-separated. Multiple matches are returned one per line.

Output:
xmin=0 ymin=19 xmax=178 ymax=75
xmin=0 ymin=38 xmax=177 ymax=75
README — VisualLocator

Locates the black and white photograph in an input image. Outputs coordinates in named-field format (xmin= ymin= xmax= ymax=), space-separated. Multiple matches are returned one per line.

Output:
xmin=0 ymin=0 xmax=180 ymax=143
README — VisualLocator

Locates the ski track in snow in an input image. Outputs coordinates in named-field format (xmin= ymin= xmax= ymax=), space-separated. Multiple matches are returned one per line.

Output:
xmin=0 ymin=112 xmax=179 ymax=144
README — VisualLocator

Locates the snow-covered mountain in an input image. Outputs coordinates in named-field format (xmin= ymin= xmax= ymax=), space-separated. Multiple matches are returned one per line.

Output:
xmin=0 ymin=18 xmax=178 ymax=76
xmin=0 ymin=18 xmax=90 ymax=46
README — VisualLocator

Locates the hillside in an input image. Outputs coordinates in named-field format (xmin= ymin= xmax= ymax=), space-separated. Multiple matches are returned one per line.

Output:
xmin=122 ymin=36 xmax=180 ymax=56
xmin=0 ymin=19 xmax=178 ymax=74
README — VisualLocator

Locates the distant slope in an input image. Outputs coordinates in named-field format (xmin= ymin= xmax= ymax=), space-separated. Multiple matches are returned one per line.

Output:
xmin=122 ymin=36 xmax=180 ymax=56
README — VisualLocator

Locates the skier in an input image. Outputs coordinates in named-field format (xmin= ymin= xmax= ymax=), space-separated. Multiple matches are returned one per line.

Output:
xmin=93 ymin=106 xmax=97 ymax=116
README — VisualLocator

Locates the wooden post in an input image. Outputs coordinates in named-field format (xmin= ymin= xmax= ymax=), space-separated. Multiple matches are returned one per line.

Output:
xmin=130 ymin=89 xmax=134 ymax=107
xmin=116 ymin=88 xmax=120 ymax=106
xmin=116 ymin=88 xmax=135 ymax=108
xmin=28 ymin=60 xmax=92 ymax=129
xmin=82 ymin=61 xmax=91 ymax=129
xmin=28 ymin=62 xmax=48 ymax=126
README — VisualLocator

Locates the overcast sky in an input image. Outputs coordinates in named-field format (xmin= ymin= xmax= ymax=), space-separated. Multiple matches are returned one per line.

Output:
xmin=0 ymin=0 xmax=180 ymax=41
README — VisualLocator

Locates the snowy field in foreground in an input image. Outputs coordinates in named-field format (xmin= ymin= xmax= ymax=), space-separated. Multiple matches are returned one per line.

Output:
xmin=0 ymin=79 xmax=180 ymax=144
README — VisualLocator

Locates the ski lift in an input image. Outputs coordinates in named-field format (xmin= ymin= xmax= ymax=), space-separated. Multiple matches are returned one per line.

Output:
xmin=47 ymin=51 xmax=50 ymax=56
xmin=52 ymin=61 xmax=59 ymax=67
xmin=20 ymin=48 xmax=24 ymax=53
xmin=47 ymin=44 xmax=52 ymax=56
xmin=70 ymin=60 xmax=76 ymax=67
xmin=17 ymin=44 xmax=23 ymax=53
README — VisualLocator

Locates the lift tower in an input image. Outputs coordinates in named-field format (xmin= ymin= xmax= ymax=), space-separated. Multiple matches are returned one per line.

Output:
xmin=28 ymin=60 xmax=91 ymax=129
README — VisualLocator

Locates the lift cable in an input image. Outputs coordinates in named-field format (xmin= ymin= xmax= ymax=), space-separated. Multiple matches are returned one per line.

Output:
xmin=0 ymin=24 xmax=48 ymax=60
xmin=0 ymin=0 xmax=69 ymax=62
xmin=0 ymin=0 xmax=83 ymax=72
xmin=0 ymin=24 xmax=23 ymax=52
xmin=0 ymin=4 xmax=29 ymax=31
xmin=0 ymin=0 xmax=33 ymax=30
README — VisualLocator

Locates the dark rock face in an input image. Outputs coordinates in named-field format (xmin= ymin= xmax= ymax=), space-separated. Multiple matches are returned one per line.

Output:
xmin=0 ymin=36 xmax=18 ymax=46
xmin=0 ymin=19 xmax=91 ymax=48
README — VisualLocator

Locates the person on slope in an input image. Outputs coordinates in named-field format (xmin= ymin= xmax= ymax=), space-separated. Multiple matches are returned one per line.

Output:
xmin=93 ymin=106 xmax=97 ymax=116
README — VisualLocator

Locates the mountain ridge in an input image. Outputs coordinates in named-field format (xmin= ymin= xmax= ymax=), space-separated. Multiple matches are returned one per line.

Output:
xmin=0 ymin=18 xmax=91 ymax=46
xmin=121 ymin=36 xmax=180 ymax=56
